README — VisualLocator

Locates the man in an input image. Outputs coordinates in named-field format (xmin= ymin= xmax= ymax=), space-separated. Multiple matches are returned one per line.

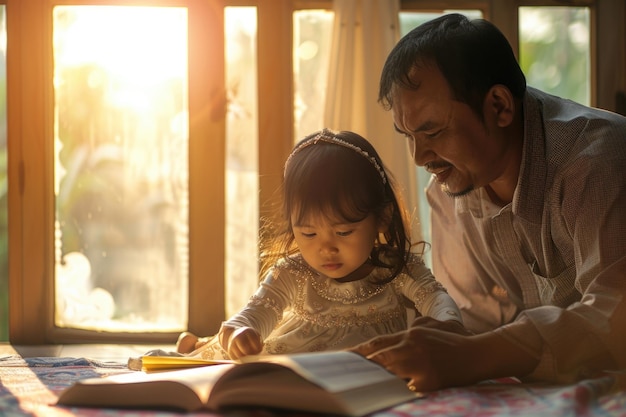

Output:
xmin=352 ymin=13 xmax=626 ymax=391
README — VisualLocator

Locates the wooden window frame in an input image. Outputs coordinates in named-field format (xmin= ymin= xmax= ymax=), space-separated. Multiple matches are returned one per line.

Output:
xmin=399 ymin=0 xmax=625 ymax=113
xmin=7 ymin=0 xmax=227 ymax=344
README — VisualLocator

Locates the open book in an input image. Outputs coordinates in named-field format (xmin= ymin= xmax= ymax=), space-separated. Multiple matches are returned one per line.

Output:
xmin=57 ymin=351 xmax=418 ymax=416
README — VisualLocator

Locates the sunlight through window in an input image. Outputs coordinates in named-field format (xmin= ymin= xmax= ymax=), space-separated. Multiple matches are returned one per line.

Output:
xmin=520 ymin=7 xmax=590 ymax=105
xmin=53 ymin=6 xmax=189 ymax=332
xmin=224 ymin=7 xmax=260 ymax=316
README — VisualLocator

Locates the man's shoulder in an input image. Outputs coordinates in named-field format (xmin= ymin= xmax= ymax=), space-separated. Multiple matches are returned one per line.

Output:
xmin=528 ymin=86 xmax=626 ymax=131
xmin=526 ymin=87 xmax=626 ymax=168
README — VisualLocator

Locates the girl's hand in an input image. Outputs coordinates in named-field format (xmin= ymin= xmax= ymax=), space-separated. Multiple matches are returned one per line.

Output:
xmin=219 ymin=326 xmax=263 ymax=359
xmin=176 ymin=332 xmax=211 ymax=354
xmin=176 ymin=331 xmax=199 ymax=354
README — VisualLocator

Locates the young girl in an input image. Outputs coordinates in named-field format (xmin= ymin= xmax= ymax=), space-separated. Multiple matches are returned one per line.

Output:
xmin=178 ymin=128 xmax=462 ymax=360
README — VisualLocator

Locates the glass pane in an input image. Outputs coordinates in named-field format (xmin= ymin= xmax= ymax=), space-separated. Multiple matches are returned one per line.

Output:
xmin=293 ymin=10 xmax=334 ymax=141
xmin=224 ymin=7 xmax=259 ymax=317
xmin=400 ymin=9 xmax=482 ymax=35
xmin=520 ymin=7 xmax=590 ymax=105
xmin=0 ymin=6 xmax=7 ymax=341
xmin=53 ymin=6 xmax=189 ymax=332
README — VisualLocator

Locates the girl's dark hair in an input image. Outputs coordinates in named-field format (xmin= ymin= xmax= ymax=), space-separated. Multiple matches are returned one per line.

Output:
xmin=379 ymin=13 xmax=526 ymax=119
xmin=259 ymin=129 xmax=414 ymax=283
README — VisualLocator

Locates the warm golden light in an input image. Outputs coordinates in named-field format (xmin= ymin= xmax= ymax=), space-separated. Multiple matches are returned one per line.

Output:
xmin=53 ymin=6 xmax=190 ymax=332
xmin=54 ymin=6 xmax=187 ymax=87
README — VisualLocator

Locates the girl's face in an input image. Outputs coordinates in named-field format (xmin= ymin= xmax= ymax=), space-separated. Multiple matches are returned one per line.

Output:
xmin=291 ymin=212 xmax=381 ymax=282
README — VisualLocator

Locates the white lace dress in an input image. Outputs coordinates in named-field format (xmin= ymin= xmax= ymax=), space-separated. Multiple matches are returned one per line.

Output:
xmin=193 ymin=252 xmax=461 ymax=359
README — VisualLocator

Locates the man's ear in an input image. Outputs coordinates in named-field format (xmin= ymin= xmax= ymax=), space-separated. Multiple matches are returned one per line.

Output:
xmin=484 ymin=85 xmax=515 ymax=128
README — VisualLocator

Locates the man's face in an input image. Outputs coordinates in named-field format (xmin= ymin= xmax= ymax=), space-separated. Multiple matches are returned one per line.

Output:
xmin=391 ymin=65 xmax=514 ymax=198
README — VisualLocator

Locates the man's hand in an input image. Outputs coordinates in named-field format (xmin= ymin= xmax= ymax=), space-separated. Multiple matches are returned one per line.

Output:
xmin=350 ymin=324 xmax=537 ymax=392
xmin=350 ymin=326 xmax=474 ymax=391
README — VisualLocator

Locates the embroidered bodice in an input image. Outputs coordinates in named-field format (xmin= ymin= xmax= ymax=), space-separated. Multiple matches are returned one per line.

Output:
xmin=195 ymin=253 xmax=460 ymax=359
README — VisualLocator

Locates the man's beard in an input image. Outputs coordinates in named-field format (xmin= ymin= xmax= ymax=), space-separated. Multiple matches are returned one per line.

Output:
xmin=442 ymin=182 xmax=474 ymax=198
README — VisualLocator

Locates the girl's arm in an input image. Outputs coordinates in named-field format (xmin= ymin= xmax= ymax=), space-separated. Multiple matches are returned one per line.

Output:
xmin=220 ymin=265 xmax=297 ymax=345
xmin=400 ymin=254 xmax=464 ymax=324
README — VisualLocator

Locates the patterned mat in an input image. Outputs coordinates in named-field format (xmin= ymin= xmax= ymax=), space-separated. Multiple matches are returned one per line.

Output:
xmin=1 ymin=355 xmax=625 ymax=417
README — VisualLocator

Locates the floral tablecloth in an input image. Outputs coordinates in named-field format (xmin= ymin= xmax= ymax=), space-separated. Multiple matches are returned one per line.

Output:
xmin=1 ymin=354 xmax=625 ymax=417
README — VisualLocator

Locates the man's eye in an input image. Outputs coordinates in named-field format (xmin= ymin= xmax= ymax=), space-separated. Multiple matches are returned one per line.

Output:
xmin=425 ymin=130 xmax=442 ymax=139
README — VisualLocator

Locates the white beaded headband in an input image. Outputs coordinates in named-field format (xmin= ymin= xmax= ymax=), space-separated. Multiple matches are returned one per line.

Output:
xmin=284 ymin=129 xmax=387 ymax=184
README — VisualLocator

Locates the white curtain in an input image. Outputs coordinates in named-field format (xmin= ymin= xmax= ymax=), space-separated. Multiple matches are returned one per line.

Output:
xmin=324 ymin=0 xmax=423 ymax=242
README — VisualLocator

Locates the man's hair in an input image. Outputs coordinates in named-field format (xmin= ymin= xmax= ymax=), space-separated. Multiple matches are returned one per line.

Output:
xmin=379 ymin=13 xmax=526 ymax=118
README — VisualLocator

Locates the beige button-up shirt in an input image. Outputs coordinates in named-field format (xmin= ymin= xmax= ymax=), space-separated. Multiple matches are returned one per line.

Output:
xmin=428 ymin=87 xmax=626 ymax=383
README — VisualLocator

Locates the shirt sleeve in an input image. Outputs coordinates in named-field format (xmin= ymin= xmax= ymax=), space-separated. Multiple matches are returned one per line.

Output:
xmin=223 ymin=266 xmax=296 ymax=340
xmin=511 ymin=144 xmax=626 ymax=382
xmin=496 ymin=254 xmax=626 ymax=382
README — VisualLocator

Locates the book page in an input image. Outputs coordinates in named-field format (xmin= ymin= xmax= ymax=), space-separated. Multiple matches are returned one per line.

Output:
xmin=245 ymin=351 xmax=399 ymax=392
xmin=209 ymin=364 xmax=337 ymax=408
xmin=214 ymin=352 xmax=415 ymax=416
xmin=57 ymin=364 xmax=237 ymax=411
xmin=89 ymin=363 xmax=235 ymax=404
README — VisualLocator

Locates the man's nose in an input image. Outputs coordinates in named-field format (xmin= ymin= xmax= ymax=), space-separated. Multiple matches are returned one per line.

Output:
xmin=409 ymin=136 xmax=435 ymax=167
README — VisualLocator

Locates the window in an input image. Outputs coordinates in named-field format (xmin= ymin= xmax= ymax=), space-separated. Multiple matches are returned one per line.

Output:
xmin=224 ymin=6 xmax=260 ymax=317
xmin=8 ymin=0 xmax=226 ymax=343
xmin=519 ymin=6 xmax=590 ymax=106
xmin=4 ymin=0 xmax=624 ymax=343
xmin=53 ymin=5 xmax=190 ymax=333
xmin=293 ymin=9 xmax=334 ymax=141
